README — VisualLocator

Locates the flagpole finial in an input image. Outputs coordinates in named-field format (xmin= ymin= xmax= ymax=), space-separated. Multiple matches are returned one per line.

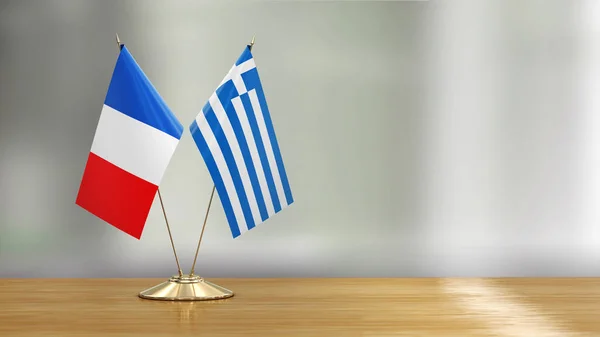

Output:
xmin=249 ymin=35 xmax=255 ymax=50
xmin=115 ymin=33 xmax=122 ymax=49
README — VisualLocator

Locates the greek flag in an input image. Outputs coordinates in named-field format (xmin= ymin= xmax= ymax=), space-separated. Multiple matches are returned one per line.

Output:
xmin=189 ymin=44 xmax=294 ymax=238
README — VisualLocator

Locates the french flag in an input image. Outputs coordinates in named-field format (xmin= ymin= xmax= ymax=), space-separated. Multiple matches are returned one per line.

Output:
xmin=76 ymin=44 xmax=183 ymax=239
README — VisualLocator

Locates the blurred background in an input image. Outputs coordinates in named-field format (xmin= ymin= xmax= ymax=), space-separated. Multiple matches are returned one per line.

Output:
xmin=0 ymin=0 xmax=598 ymax=278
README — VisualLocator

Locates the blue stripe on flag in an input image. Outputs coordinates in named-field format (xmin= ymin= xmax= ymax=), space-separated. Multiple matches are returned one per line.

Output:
xmin=239 ymin=92 xmax=282 ymax=213
xmin=218 ymin=82 xmax=269 ymax=222
xmin=189 ymin=120 xmax=241 ymax=238
xmin=203 ymin=102 xmax=256 ymax=230
xmin=104 ymin=45 xmax=183 ymax=140
xmin=235 ymin=46 xmax=253 ymax=66
xmin=242 ymin=69 xmax=294 ymax=206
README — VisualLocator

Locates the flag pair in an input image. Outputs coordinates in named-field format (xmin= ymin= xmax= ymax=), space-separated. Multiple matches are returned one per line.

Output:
xmin=75 ymin=42 xmax=293 ymax=240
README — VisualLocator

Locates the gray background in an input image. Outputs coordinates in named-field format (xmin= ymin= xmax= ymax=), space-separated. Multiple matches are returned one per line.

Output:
xmin=0 ymin=0 xmax=598 ymax=278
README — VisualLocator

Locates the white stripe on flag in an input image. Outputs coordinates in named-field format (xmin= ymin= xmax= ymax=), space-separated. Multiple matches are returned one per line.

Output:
xmin=219 ymin=59 xmax=256 ymax=90
xmin=232 ymin=96 xmax=276 ymax=217
xmin=208 ymin=93 xmax=262 ymax=226
xmin=90 ymin=104 xmax=179 ymax=186
xmin=195 ymin=113 xmax=248 ymax=234
xmin=248 ymin=89 xmax=288 ymax=208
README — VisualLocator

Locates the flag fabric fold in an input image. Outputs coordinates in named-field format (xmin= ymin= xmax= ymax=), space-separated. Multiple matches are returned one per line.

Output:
xmin=76 ymin=44 xmax=183 ymax=239
xmin=189 ymin=45 xmax=293 ymax=238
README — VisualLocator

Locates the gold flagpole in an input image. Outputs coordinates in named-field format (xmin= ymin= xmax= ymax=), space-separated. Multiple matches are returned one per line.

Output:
xmin=188 ymin=35 xmax=256 ymax=277
xmin=115 ymin=33 xmax=184 ymax=278
xmin=138 ymin=36 xmax=257 ymax=301
xmin=157 ymin=189 xmax=184 ymax=277
xmin=189 ymin=185 xmax=215 ymax=276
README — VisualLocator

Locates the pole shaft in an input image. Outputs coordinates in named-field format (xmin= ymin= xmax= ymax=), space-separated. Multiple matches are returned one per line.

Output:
xmin=189 ymin=185 xmax=216 ymax=275
xmin=158 ymin=189 xmax=184 ymax=277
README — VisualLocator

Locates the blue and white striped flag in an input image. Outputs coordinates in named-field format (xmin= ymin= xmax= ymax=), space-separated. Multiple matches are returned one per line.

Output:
xmin=189 ymin=44 xmax=294 ymax=238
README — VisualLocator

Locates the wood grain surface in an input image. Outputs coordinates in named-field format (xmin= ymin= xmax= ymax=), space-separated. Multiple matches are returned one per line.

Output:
xmin=0 ymin=278 xmax=599 ymax=336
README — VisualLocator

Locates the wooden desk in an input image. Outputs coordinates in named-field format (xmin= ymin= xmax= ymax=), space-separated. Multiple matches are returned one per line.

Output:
xmin=0 ymin=278 xmax=599 ymax=336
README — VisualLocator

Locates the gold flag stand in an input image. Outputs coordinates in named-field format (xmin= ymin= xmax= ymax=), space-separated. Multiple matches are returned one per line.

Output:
xmin=127 ymin=35 xmax=256 ymax=301
xmin=137 ymin=273 xmax=233 ymax=301
xmin=137 ymin=186 xmax=234 ymax=301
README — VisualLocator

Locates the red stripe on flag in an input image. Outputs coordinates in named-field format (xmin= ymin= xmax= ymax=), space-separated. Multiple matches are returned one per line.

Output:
xmin=76 ymin=152 xmax=158 ymax=239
